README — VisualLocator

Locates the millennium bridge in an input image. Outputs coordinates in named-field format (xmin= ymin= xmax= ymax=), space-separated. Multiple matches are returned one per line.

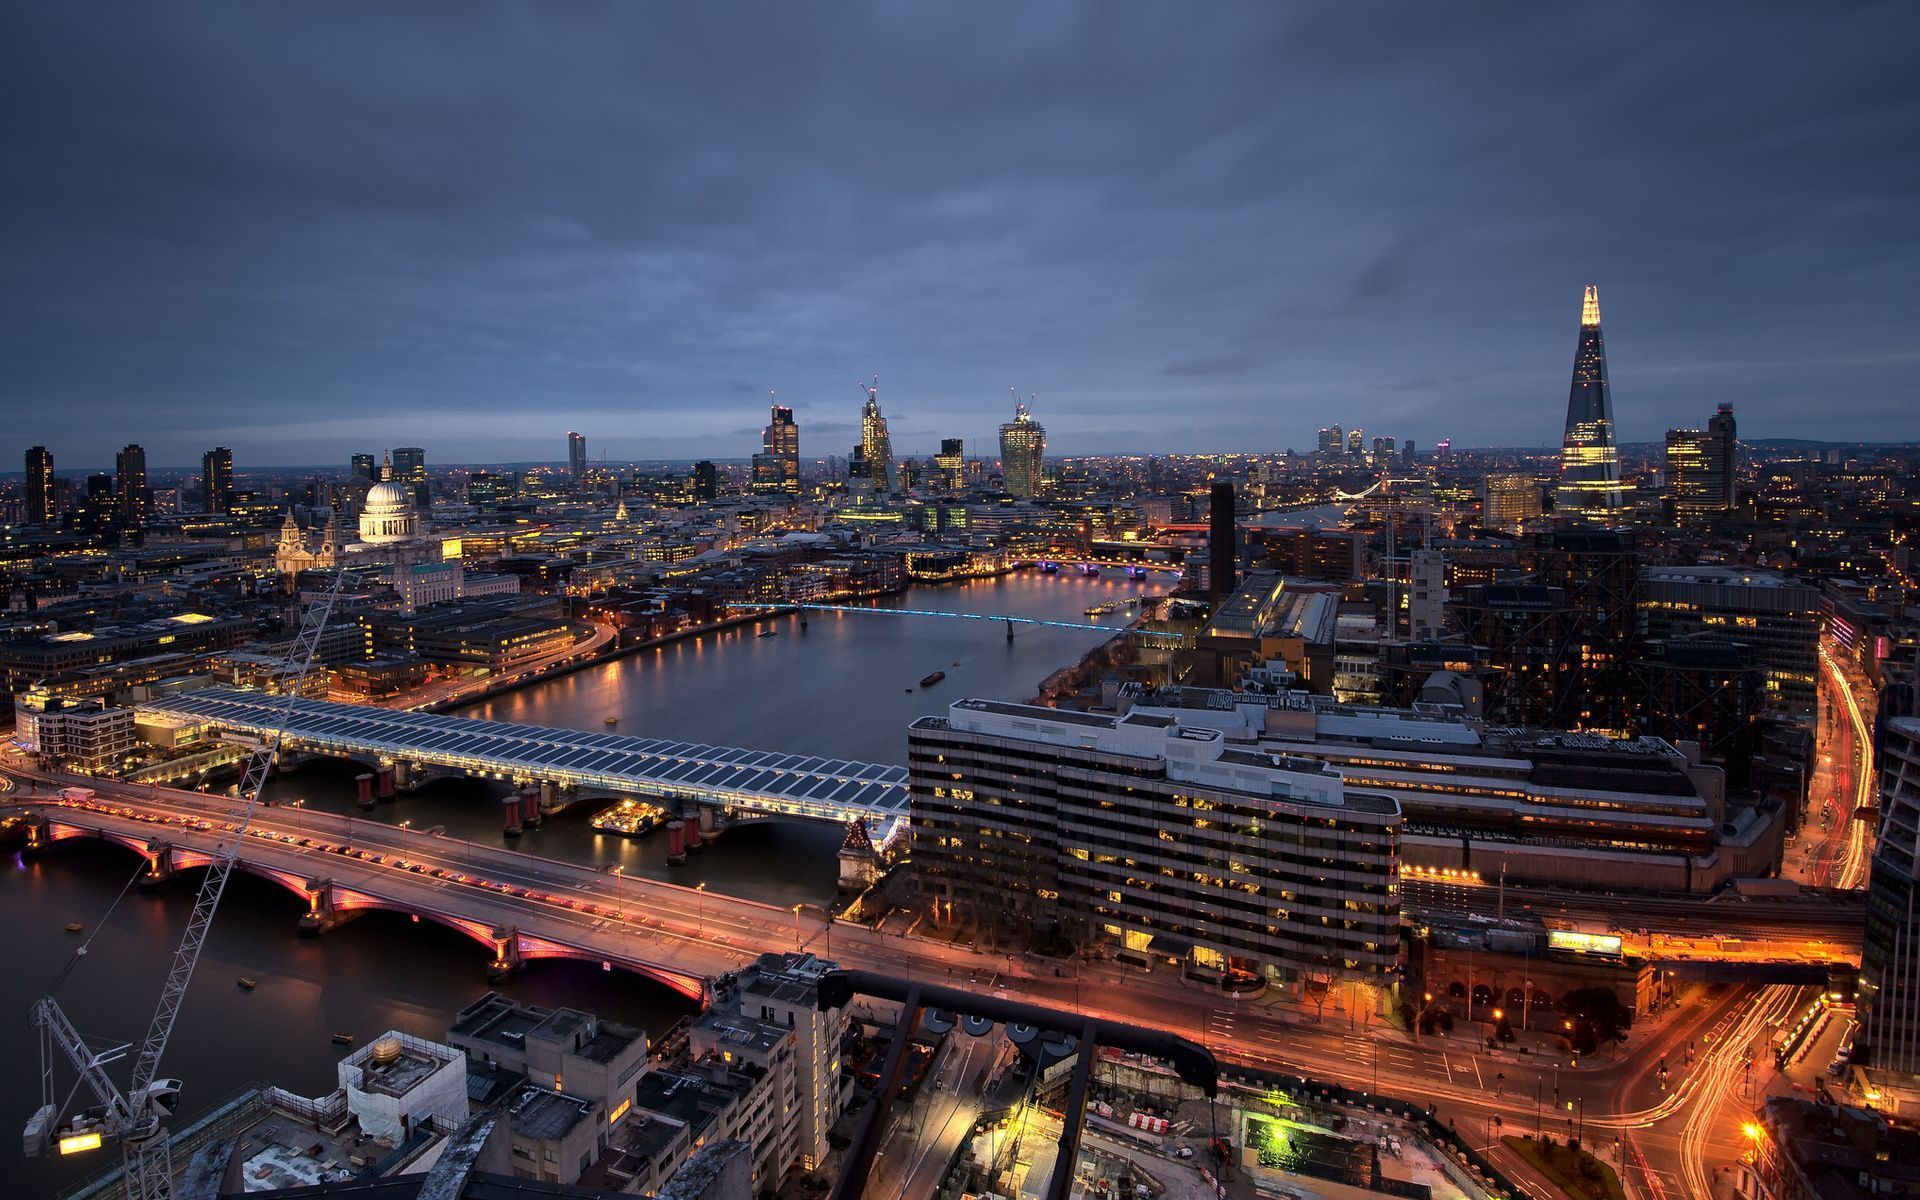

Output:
xmin=138 ymin=688 xmax=909 ymax=840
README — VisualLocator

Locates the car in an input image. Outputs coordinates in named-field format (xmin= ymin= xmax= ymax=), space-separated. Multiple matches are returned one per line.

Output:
xmin=1174 ymin=1147 xmax=1195 ymax=1159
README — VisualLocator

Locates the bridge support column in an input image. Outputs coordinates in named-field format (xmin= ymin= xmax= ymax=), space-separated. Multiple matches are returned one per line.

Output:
xmin=665 ymin=819 xmax=687 ymax=864
xmin=20 ymin=814 xmax=49 ymax=857
xmin=684 ymin=807 xmax=706 ymax=854
xmin=138 ymin=842 xmax=177 ymax=892
xmin=487 ymin=928 xmax=522 ymax=982
xmin=502 ymin=794 xmax=524 ymax=838
xmin=1006 ymin=618 xmax=1016 ymax=642
xmin=355 ymin=773 xmax=377 ymax=810
xmin=538 ymin=781 xmax=562 ymax=817
xmin=388 ymin=762 xmax=411 ymax=794
xmin=298 ymin=879 xmax=345 ymax=935
xmin=519 ymin=786 xmax=542 ymax=829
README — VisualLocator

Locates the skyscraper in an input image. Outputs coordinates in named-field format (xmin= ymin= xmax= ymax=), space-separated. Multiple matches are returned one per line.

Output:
xmin=1554 ymin=285 xmax=1625 ymax=520
xmin=568 ymin=431 xmax=587 ymax=482
xmin=859 ymin=385 xmax=895 ymax=491
xmin=692 ymin=460 xmax=718 ymax=503
xmin=1705 ymin=403 xmax=1738 ymax=511
xmin=1317 ymin=425 xmax=1343 ymax=457
xmin=391 ymin=446 xmax=426 ymax=483
xmin=24 ymin=446 xmax=55 ymax=525
xmin=114 ymin=444 xmax=149 ymax=529
xmin=350 ymin=453 xmax=378 ymax=482
xmin=760 ymin=399 xmax=800 ymax=492
xmin=999 ymin=396 xmax=1046 ymax=499
xmin=1209 ymin=480 xmax=1237 ymax=598
xmin=1346 ymin=428 xmax=1364 ymax=458
xmin=202 ymin=447 xmax=234 ymax=514
xmin=933 ymin=437 xmax=966 ymax=493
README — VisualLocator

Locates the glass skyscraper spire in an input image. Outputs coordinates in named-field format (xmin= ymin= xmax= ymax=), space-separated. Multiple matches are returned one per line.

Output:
xmin=1554 ymin=285 xmax=1625 ymax=520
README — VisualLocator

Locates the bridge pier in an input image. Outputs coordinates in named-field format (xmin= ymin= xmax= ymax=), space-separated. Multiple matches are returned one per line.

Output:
xmin=298 ymin=879 xmax=350 ymax=935
xmin=538 ymin=781 xmax=563 ymax=817
xmin=355 ymin=773 xmax=377 ymax=810
xmin=487 ymin=928 xmax=522 ymax=982
xmin=21 ymin=814 xmax=49 ymax=857
xmin=138 ymin=841 xmax=177 ymax=892
xmin=665 ymin=819 xmax=687 ymax=864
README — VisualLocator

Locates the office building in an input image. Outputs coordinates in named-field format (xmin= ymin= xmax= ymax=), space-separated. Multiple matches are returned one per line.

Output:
xmin=689 ymin=953 xmax=848 ymax=1179
xmin=1483 ymin=473 xmax=1543 ymax=530
xmin=1317 ymin=425 xmax=1343 ymax=457
xmin=1209 ymin=479 xmax=1236 ymax=598
xmin=933 ymin=437 xmax=966 ymax=493
xmin=1346 ymin=428 xmax=1364 ymax=457
xmin=910 ymin=696 xmax=1403 ymax=981
xmin=1706 ymin=402 xmax=1738 ymax=509
xmin=1664 ymin=427 xmax=1708 ymax=521
xmin=202 ymin=446 xmax=234 ymax=514
xmin=858 ymin=386 xmax=895 ymax=491
xmin=1638 ymin=566 xmax=1820 ymax=712
xmin=1115 ymin=684 xmax=1767 ymax=893
xmin=999 ymin=398 xmax=1046 ymax=498
xmin=1408 ymin=549 xmax=1447 ymax=640
xmin=1554 ymin=285 xmax=1625 ymax=520
xmin=351 ymin=452 xmax=378 ymax=482
xmin=24 ymin=446 xmax=55 ymax=524
xmin=114 ymin=443 xmax=149 ymax=530
xmin=1857 ymin=687 xmax=1920 ymax=1077
xmin=391 ymin=446 xmax=426 ymax=483
xmin=759 ymin=401 xmax=800 ymax=492
xmin=466 ymin=470 xmax=510 ymax=511
xmin=568 ymin=431 xmax=587 ymax=482
xmin=692 ymin=460 xmax=718 ymax=503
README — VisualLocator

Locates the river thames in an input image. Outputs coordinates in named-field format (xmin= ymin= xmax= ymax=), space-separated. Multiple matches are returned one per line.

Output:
xmin=1 ymin=570 xmax=1157 ymax=1194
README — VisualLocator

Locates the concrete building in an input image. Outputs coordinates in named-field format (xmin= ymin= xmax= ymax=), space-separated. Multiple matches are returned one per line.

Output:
xmin=1407 ymin=549 xmax=1447 ymax=640
xmin=13 ymin=696 xmax=135 ymax=770
xmin=910 ymin=697 xmax=1403 ymax=981
xmin=1482 ymin=473 xmax=1544 ymax=531
xmin=1638 ymin=566 xmax=1821 ymax=713
xmin=338 ymin=1032 xmax=470 ymax=1144
xmin=1859 ymin=710 xmax=1920 ymax=1080
xmin=1116 ymin=683 xmax=1777 ymax=893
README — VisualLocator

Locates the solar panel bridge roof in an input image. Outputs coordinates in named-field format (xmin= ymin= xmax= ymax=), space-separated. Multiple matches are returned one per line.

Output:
xmin=142 ymin=688 xmax=909 ymax=823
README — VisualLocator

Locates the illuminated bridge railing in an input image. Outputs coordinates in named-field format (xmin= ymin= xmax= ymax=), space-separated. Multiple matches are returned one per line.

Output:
xmin=138 ymin=688 xmax=908 ymax=828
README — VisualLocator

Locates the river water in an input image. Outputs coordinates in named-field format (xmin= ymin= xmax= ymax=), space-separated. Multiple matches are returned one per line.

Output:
xmin=1 ymin=571 xmax=1155 ymax=1195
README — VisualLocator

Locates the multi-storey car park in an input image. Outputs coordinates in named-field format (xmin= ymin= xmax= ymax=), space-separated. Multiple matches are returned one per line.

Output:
xmin=908 ymin=697 xmax=1402 ymax=985
xmin=1115 ymin=683 xmax=1784 ymax=894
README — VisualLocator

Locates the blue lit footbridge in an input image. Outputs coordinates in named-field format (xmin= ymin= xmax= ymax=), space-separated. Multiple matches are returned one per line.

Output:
xmin=724 ymin=602 xmax=1190 ymax=650
xmin=137 ymin=688 xmax=909 ymax=844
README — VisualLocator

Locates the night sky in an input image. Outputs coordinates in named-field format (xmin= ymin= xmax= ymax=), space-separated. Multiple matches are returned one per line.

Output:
xmin=3 ymin=4 xmax=1916 ymax=468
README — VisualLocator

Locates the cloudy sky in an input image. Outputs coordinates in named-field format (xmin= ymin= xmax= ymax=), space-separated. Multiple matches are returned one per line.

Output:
xmin=3 ymin=4 xmax=1916 ymax=469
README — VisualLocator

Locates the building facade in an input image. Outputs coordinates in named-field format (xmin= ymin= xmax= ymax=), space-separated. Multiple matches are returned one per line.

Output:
xmin=999 ymin=400 xmax=1046 ymax=498
xmin=910 ymin=697 xmax=1403 ymax=981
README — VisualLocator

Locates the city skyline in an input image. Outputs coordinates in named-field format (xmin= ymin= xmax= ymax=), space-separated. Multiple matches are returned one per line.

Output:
xmin=5 ymin=6 xmax=1917 ymax=465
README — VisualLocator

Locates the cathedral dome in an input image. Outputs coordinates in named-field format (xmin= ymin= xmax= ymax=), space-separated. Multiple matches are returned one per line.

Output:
xmin=359 ymin=480 xmax=417 ymax=544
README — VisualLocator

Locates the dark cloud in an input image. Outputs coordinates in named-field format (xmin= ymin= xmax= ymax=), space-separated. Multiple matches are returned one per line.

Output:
xmin=1 ymin=2 xmax=1916 ymax=467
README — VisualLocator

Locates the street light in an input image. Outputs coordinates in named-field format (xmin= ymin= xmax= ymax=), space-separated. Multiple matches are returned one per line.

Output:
xmin=696 ymin=881 xmax=707 ymax=936
xmin=611 ymin=865 xmax=623 ymax=917
xmin=792 ymin=902 xmax=804 ymax=950
xmin=398 ymin=819 xmax=412 ymax=854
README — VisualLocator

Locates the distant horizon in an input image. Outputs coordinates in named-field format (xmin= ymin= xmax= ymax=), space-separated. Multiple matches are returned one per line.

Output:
xmin=9 ymin=434 xmax=1912 ymax=479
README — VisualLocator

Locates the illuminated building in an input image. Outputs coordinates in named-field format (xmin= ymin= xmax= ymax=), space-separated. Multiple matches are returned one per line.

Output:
xmin=350 ymin=452 xmax=378 ymax=482
xmin=1346 ymin=427 xmax=1364 ymax=458
xmin=1317 ymin=424 xmax=1343 ymax=457
xmin=24 ymin=445 xmax=55 ymax=525
xmin=465 ymin=470 xmax=509 ymax=511
xmin=1482 ymin=473 xmax=1543 ymax=530
xmin=1857 ymin=686 xmax=1920 ymax=1078
xmin=114 ymin=443 xmax=149 ymax=530
xmin=202 ymin=446 xmax=234 ymax=514
xmin=858 ymin=385 xmax=895 ymax=491
xmin=1116 ymin=684 xmax=1774 ymax=893
xmin=1667 ymin=404 xmax=1738 ymax=523
xmin=998 ymin=398 xmax=1046 ymax=498
xmin=1664 ymin=427 xmax=1709 ymax=519
xmin=1638 ymin=566 xmax=1819 ymax=713
xmin=391 ymin=445 xmax=427 ymax=507
xmin=1554 ymin=285 xmax=1625 ymax=520
xmin=933 ymin=437 xmax=966 ymax=493
xmin=910 ymin=697 xmax=1403 ymax=980
xmin=692 ymin=459 xmax=718 ymax=502
xmin=567 ymin=431 xmax=586 ymax=481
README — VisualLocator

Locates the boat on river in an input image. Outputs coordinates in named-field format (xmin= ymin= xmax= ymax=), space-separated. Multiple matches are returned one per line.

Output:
xmin=920 ymin=671 xmax=946 ymax=688
xmin=590 ymin=798 xmax=667 ymax=839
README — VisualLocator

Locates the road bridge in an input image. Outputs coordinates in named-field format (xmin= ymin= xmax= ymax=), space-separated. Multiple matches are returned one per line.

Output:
xmin=137 ymin=688 xmax=909 ymax=839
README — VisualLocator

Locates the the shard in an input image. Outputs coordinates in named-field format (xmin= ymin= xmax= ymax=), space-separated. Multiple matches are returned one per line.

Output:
xmin=1554 ymin=285 xmax=1625 ymax=520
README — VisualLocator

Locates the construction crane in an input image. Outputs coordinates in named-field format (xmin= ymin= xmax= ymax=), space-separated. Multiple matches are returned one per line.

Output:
xmin=23 ymin=565 xmax=349 ymax=1200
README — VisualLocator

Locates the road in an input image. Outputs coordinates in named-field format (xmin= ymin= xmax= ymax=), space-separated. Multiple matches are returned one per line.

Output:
xmin=15 ymin=770 xmax=1786 ymax=1198
xmin=1819 ymin=644 xmax=1877 ymax=891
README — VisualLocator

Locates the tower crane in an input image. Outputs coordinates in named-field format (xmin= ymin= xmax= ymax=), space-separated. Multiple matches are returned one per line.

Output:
xmin=23 ymin=564 xmax=349 ymax=1200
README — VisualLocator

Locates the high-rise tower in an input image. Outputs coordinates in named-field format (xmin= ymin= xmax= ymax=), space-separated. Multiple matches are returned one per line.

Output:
xmin=999 ymin=392 xmax=1046 ymax=499
xmin=567 ymin=431 xmax=587 ymax=482
xmin=24 ymin=446 xmax=55 ymax=525
xmin=758 ymin=396 xmax=800 ymax=492
xmin=859 ymin=384 xmax=895 ymax=491
xmin=114 ymin=444 xmax=149 ymax=529
xmin=202 ymin=447 xmax=234 ymax=514
xmin=1554 ymin=285 xmax=1625 ymax=520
